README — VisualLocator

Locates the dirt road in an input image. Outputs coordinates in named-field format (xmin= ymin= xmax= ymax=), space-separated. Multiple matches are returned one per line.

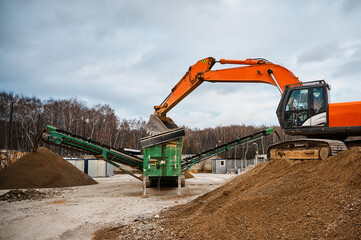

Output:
xmin=0 ymin=173 xmax=234 ymax=240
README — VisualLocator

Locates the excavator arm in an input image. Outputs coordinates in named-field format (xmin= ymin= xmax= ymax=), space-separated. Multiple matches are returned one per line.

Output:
xmin=204 ymin=59 xmax=300 ymax=92
xmin=147 ymin=57 xmax=301 ymax=135
xmin=153 ymin=57 xmax=216 ymax=116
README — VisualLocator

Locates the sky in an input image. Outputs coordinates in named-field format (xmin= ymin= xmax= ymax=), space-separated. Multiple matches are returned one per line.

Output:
xmin=1 ymin=0 xmax=361 ymax=129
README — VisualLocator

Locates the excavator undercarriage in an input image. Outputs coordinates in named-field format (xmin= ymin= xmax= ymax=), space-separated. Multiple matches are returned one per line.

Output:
xmin=268 ymin=139 xmax=347 ymax=161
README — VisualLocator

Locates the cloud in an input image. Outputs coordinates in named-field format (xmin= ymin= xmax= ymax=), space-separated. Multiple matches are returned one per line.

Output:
xmin=170 ymin=84 xmax=281 ymax=128
xmin=1 ymin=0 xmax=361 ymax=129
xmin=296 ymin=42 xmax=340 ymax=64
xmin=341 ymin=0 xmax=361 ymax=14
xmin=296 ymin=41 xmax=361 ymax=65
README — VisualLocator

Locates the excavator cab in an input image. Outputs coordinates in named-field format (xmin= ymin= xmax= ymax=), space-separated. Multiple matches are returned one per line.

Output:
xmin=277 ymin=80 xmax=330 ymax=136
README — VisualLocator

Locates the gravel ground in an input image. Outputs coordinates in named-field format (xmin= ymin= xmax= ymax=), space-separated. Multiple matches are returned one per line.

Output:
xmin=0 ymin=173 xmax=234 ymax=240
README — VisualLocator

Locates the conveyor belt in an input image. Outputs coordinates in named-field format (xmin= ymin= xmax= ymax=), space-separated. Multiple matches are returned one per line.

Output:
xmin=181 ymin=127 xmax=274 ymax=172
xmin=40 ymin=125 xmax=143 ymax=169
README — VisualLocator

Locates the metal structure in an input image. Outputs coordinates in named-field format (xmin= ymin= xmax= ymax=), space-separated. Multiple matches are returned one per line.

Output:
xmin=37 ymin=125 xmax=274 ymax=195
xmin=140 ymin=128 xmax=185 ymax=195
xmin=140 ymin=127 xmax=273 ymax=195
xmin=142 ymin=138 xmax=184 ymax=195
xmin=212 ymin=159 xmax=227 ymax=174
xmin=66 ymin=158 xmax=115 ymax=177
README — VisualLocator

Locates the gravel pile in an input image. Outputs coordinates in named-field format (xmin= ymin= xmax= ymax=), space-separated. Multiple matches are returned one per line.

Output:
xmin=0 ymin=189 xmax=63 ymax=202
xmin=0 ymin=189 xmax=46 ymax=202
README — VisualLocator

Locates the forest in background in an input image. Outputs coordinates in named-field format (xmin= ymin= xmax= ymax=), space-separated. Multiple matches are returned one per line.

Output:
xmin=0 ymin=91 xmax=283 ymax=160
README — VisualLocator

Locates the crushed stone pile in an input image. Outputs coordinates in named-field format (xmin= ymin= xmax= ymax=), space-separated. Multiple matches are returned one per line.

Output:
xmin=0 ymin=189 xmax=62 ymax=202
xmin=102 ymin=147 xmax=361 ymax=239
xmin=0 ymin=189 xmax=46 ymax=202
xmin=0 ymin=147 xmax=97 ymax=189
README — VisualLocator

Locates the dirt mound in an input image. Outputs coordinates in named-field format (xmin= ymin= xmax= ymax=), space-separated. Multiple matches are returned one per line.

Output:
xmin=92 ymin=225 xmax=124 ymax=240
xmin=156 ymin=147 xmax=361 ymax=239
xmin=318 ymin=146 xmax=361 ymax=188
xmin=106 ymin=147 xmax=361 ymax=239
xmin=0 ymin=147 xmax=97 ymax=189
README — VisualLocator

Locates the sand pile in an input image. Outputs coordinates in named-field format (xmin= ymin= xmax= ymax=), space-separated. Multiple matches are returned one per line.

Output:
xmin=317 ymin=146 xmax=361 ymax=187
xmin=103 ymin=147 xmax=361 ymax=239
xmin=155 ymin=147 xmax=360 ymax=239
xmin=0 ymin=147 xmax=97 ymax=189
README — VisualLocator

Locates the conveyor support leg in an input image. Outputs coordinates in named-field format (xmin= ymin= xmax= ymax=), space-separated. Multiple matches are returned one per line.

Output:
xmin=143 ymin=176 xmax=147 ymax=196
xmin=178 ymin=175 xmax=181 ymax=196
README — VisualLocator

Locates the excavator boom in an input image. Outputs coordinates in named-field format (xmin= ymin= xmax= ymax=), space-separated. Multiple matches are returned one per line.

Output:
xmin=154 ymin=57 xmax=216 ymax=116
xmin=147 ymin=57 xmax=301 ymax=135
xmin=204 ymin=59 xmax=301 ymax=92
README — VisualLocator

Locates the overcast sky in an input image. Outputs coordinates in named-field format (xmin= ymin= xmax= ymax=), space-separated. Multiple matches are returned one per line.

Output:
xmin=1 ymin=0 xmax=361 ymax=129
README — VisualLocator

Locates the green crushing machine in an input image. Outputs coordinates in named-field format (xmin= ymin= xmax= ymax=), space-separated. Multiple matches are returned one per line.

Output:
xmin=37 ymin=125 xmax=274 ymax=196
xmin=140 ymin=128 xmax=186 ymax=195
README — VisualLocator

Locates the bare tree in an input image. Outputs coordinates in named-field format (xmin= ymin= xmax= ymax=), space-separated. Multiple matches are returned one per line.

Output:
xmin=0 ymin=90 xmax=280 ymax=159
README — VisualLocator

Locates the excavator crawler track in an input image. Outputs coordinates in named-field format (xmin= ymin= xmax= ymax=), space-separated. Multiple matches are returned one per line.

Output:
xmin=268 ymin=139 xmax=347 ymax=160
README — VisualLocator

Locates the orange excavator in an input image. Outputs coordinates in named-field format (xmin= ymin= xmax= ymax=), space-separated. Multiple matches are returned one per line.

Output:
xmin=146 ymin=57 xmax=361 ymax=160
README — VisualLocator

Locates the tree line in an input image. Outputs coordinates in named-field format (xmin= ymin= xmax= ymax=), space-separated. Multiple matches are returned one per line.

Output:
xmin=1 ymin=91 xmax=283 ymax=159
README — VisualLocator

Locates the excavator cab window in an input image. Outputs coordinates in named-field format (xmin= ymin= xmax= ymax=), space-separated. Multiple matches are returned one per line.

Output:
xmin=311 ymin=87 xmax=325 ymax=114
xmin=284 ymin=89 xmax=309 ymax=127
xmin=281 ymin=84 xmax=328 ymax=128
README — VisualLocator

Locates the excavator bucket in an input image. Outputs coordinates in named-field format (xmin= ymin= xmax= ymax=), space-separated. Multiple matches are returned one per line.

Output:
xmin=141 ymin=127 xmax=186 ymax=148
xmin=146 ymin=114 xmax=179 ymax=135
xmin=145 ymin=114 xmax=185 ymax=147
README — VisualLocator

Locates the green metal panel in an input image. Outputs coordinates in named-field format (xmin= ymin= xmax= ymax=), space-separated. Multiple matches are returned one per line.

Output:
xmin=143 ymin=138 xmax=183 ymax=177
